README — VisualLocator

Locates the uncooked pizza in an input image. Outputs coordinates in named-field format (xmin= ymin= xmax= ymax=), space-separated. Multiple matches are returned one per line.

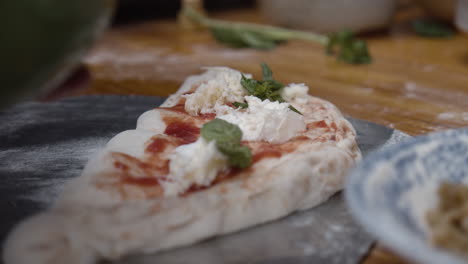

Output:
xmin=4 ymin=64 xmax=361 ymax=264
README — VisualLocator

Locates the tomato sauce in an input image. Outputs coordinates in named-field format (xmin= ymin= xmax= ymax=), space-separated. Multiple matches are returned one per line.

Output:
xmin=253 ymin=150 xmax=283 ymax=163
xmin=199 ymin=113 xmax=216 ymax=119
xmin=164 ymin=121 xmax=200 ymax=144
xmin=159 ymin=103 xmax=215 ymax=120
xmin=122 ymin=176 xmax=160 ymax=186
xmin=314 ymin=120 xmax=328 ymax=128
xmin=160 ymin=104 xmax=187 ymax=115
xmin=145 ymin=138 xmax=169 ymax=153
xmin=112 ymin=153 xmax=170 ymax=188
xmin=113 ymin=161 xmax=129 ymax=172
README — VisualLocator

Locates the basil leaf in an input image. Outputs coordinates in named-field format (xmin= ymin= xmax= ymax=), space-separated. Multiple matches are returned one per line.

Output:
xmin=263 ymin=79 xmax=284 ymax=91
xmin=211 ymin=27 xmax=280 ymax=50
xmin=326 ymin=29 xmax=372 ymax=64
xmin=201 ymin=119 xmax=252 ymax=169
xmin=412 ymin=20 xmax=454 ymax=38
xmin=240 ymin=75 xmax=259 ymax=95
xmin=233 ymin=101 xmax=248 ymax=108
xmin=240 ymin=64 xmax=302 ymax=115
xmin=240 ymin=31 xmax=279 ymax=50
xmin=288 ymin=105 xmax=302 ymax=115
xmin=261 ymin=63 xmax=273 ymax=80
xmin=201 ymin=118 xmax=242 ymax=144
xmin=211 ymin=27 xmax=248 ymax=48
xmin=217 ymin=142 xmax=252 ymax=169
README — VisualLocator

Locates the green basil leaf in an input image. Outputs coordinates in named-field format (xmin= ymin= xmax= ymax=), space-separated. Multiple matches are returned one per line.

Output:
xmin=201 ymin=118 xmax=242 ymax=144
xmin=263 ymin=80 xmax=284 ymax=91
xmin=217 ymin=142 xmax=252 ymax=169
xmin=240 ymin=31 xmax=278 ymax=50
xmin=241 ymin=75 xmax=259 ymax=95
xmin=210 ymin=27 xmax=280 ymax=50
xmin=412 ymin=20 xmax=454 ymax=38
xmin=326 ymin=29 xmax=372 ymax=64
xmin=288 ymin=105 xmax=302 ymax=115
xmin=233 ymin=101 xmax=248 ymax=108
xmin=261 ymin=63 xmax=273 ymax=80
xmin=211 ymin=27 xmax=249 ymax=48
xmin=201 ymin=119 xmax=252 ymax=169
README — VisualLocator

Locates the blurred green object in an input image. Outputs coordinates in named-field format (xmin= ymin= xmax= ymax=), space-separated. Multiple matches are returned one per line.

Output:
xmin=0 ymin=0 xmax=115 ymax=108
xmin=412 ymin=20 xmax=455 ymax=38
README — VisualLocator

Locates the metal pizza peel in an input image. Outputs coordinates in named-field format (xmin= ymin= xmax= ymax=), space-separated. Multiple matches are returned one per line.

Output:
xmin=0 ymin=95 xmax=411 ymax=264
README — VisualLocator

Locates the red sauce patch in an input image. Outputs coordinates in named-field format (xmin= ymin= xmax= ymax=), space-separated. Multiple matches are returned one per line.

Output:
xmin=114 ymin=161 xmax=129 ymax=172
xmin=294 ymin=136 xmax=310 ymax=141
xmin=314 ymin=137 xmax=327 ymax=143
xmin=112 ymin=153 xmax=170 ymax=185
xmin=330 ymin=122 xmax=338 ymax=130
xmin=160 ymin=104 xmax=187 ymax=115
xmin=199 ymin=113 xmax=216 ymax=120
xmin=253 ymin=150 xmax=283 ymax=163
xmin=146 ymin=138 xmax=169 ymax=153
xmin=159 ymin=104 xmax=215 ymax=121
xmin=225 ymin=102 xmax=237 ymax=108
xmin=122 ymin=176 xmax=161 ymax=186
xmin=314 ymin=120 xmax=328 ymax=128
xmin=183 ymin=184 xmax=208 ymax=195
xmin=164 ymin=121 xmax=200 ymax=144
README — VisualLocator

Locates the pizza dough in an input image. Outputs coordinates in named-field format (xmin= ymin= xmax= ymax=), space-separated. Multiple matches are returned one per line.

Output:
xmin=3 ymin=67 xmax=361 ymax=264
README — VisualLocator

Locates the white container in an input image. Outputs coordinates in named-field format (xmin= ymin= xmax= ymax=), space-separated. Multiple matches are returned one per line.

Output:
xmin=456 ymin=0 xmax=468 ymax=33
xmin=258 ymin=0 xmax=398 ymax=33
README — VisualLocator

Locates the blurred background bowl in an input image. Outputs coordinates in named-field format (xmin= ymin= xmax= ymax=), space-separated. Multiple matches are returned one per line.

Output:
xmin=0 ymin=0 xmax=115 ymax=108
xmin=258 ymin=0 xmax=398 ymax=33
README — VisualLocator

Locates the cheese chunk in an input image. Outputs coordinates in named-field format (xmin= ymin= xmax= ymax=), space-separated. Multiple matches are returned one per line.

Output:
xmin=163 ymin=137 xmax=228 ymax=196
xmin=183 ymin=67 xmax=251 ymax=115
xmin=281 ymin=83 xmax=309 ymax=103
xmin=217 ymin=96 xmax=305 ymax=144
xmin=136 ymin=109 xmax=166 ymax=133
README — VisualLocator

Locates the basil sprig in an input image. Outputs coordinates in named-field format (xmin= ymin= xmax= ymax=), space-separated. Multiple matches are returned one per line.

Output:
xmin=181 ymin=6 xmax=372 ymax=64
xmin=240 ymin=63 xmax=302 ymax=115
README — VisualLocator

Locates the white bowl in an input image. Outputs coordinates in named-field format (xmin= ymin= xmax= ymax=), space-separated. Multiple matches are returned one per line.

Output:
xmin=346 ymin=128 xmax=468 ymax=264
xmin=258 ymin=0 xmax=397 ymax=33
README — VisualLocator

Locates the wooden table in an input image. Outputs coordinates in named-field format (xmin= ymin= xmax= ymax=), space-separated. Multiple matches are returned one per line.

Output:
xmin=60 ymin=3 xmax=468 ymax=264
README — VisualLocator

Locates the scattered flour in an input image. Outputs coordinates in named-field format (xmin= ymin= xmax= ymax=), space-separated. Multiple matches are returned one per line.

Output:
xmin=437 ymin=112 xmax=468 ymax=121
xmin=0 ymin=138 xmax=107 ymax=206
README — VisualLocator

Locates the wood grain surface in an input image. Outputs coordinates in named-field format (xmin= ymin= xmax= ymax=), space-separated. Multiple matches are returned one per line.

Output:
xmin=64 ymin=2 xmax=468 ymax=264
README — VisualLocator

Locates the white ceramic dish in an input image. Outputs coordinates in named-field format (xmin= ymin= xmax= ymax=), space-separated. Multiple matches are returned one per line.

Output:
xmin=258 ymin=0 xmax=397 ymax=33
xmin=346 ymin=128 xmax=468 ymax=264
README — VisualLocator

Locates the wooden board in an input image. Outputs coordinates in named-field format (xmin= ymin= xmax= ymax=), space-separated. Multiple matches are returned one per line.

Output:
xmin=64 ymin=3 xmax=468 ymax=264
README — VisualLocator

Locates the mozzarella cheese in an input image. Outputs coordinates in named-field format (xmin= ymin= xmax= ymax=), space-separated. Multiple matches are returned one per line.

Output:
xmin=183 ymin=67 xmax=251 ymax=115
xmin=136 ymin=109 xmax=166 ymax=133
xmin=281 ymin=83 xmax=309 ymax=103
xmin=163 ymin=137 xmax=228 ymax=196
xmin=105 ymin=130 xmax=156 ymax=159
xmin=217 ymin=96 xmax=305 ymax=143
